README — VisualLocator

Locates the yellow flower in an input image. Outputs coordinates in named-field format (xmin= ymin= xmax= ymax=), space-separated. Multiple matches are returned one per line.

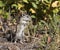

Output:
xmin=29 ymin=8 xmax=36 ymax=13
xmin=52 ymin=1 xmax=60 ymax=8
xmin=18 ymin=3 xmax=24 ymax=10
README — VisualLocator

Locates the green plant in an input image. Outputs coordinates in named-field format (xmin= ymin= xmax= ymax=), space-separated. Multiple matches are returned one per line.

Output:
xmin=0 ymin=0 xmax=60 ymax=50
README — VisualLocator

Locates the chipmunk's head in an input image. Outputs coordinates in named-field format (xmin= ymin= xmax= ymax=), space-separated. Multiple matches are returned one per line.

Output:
xmin=20 ymin=14 xmax=32 ymax=25
xmin=22 ymin=14 xmax=31 ymax=21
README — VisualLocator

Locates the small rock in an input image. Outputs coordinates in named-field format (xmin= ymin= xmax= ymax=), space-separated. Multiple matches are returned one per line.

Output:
xmin=0 ymin=45 xmax=8 ymax=50
xmin=0 ymin=37 xmax=7 ymax=42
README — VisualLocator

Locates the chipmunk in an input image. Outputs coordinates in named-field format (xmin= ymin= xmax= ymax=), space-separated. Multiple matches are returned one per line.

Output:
xmin=15 ymin=12 xmax=33 ymax=43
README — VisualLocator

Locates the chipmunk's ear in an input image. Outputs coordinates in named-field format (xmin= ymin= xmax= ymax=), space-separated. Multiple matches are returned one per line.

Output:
xmin=21 ymin=11 xmax=27 ymax=16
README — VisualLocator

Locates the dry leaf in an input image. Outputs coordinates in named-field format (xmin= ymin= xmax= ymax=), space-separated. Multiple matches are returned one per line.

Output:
xmin=0 ymin=25 xmax=2 ymax=29
xmin=8 ymin=22 xmax=12 ymax=26
xmin=47 ymin=36 xmax=51 ymax=43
